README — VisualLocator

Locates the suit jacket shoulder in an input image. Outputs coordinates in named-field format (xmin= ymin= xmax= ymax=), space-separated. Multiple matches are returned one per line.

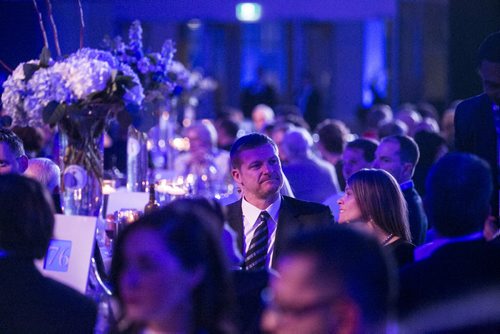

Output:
xmin=0 ymin=259 xmax=97 ymax=333
xmin=454 ymin=93 xmax=499 ymax=216
xmin=279 ymin=196 xmax=333 ymax=221
xmin=398 ymin=239 xmax=500 ymax=318
xmin=274 ymin=196 xmax=333 ymax=261
xmin=455 ymin=93 xmax=496 ymax=152
xmin=402 ymin=186 xmax=428 ymax=246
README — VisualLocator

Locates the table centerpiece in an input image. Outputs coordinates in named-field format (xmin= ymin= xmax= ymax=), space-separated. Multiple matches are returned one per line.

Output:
xmin=1 ymin=47 xmax=144 ymax=216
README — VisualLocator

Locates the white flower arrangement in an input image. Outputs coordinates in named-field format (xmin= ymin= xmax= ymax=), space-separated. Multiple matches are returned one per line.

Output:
xmin=1 ymin=47 xmax=144 ymax=128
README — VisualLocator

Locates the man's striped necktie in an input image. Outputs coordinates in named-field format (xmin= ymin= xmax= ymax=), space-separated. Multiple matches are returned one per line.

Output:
xmin=244 ymin=211 xmax=270 ymax=270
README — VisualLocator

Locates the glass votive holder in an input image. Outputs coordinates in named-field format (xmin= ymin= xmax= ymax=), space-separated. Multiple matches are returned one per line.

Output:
xmin=155 ymin=178 xmax=188 ymax=205
xmin=114 ymin=209 xmax=140 ymax=237
xmin=102 ymin=180 xmax=117 ymax=195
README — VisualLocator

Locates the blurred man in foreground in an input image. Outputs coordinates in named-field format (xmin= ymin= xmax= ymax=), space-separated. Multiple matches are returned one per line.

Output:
xmin=261 ymin=225 xmax=395 ymax=334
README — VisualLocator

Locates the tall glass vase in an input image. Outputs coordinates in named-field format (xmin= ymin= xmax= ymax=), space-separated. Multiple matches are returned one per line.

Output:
xmin=150 ymin=103 xmax=177 ymax=171
xmin=126 ymin=125 xmax=148 ymax=192
xmin=58 ymin=107 xmax=106 ymax=217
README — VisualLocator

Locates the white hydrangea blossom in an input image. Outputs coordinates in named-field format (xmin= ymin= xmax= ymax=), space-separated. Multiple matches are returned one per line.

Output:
xmin=1 ymin=48 xmax=143 ymax=127
xmin=54 ymin=57 xmax=112 ymax=100
xmin=1 ymin=60 xmax=39 ymax=126
xmin=1 ymin=75 xmax=25 ymax=124
xmin=24 ymin=67 xmax=72 ymax=127
xmin=74 ymin=48 xmax=119 ymax=69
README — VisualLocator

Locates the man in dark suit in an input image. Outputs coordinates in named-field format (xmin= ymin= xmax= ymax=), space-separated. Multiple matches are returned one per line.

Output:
xmin=455 ymin=31 xmax=500 ymax=219
xmin=0 ymin=175 xmax=97 ymax=333
xmin=373 ymin=135 xmax=428 ymax=245
xmin=398 ymin=153 xmax=500 ymax=332
xmin=295 ymin=72 xmax=322 ymax=130
xmin=241 ymin=67 xmax=278 ymax=119
xmin=226 ymin=133 xmax=333 ymax=270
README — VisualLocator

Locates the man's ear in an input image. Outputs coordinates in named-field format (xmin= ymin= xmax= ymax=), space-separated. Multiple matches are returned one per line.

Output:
xmin=330 ymin=298 xmax=362 ymax=334
xmin=232 ymin=168 xmax=242 ymax=185
xmin=18 ymin=155 xmax=29 ymax=174
xmin=403 ymin=162 xmax=415 ymax=179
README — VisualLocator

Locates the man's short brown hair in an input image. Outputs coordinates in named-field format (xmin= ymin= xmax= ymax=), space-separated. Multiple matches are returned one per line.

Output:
xmin=229 ymin=133 xmax=278 ymax=169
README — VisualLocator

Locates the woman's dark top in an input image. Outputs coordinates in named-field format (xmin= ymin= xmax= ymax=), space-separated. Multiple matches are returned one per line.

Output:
xmin=385 ymin=238 xmax=415 ymax=268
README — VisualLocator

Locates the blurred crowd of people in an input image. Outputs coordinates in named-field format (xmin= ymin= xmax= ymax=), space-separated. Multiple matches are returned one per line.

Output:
xmin=1 ymin=32 xmax=500 ymax=333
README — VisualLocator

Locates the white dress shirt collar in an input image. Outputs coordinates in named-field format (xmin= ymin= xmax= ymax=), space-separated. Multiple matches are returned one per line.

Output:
xmin=241 ymin=196 xmax=281 ymax=225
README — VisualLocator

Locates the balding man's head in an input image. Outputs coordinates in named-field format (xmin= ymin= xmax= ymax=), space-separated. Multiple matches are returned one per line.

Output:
xmin=0 ymin=128 xmax=28 ymax=175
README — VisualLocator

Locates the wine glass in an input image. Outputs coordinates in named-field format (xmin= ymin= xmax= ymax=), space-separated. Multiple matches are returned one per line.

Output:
xmin=103 ymin=214 xmax=116 ymax=257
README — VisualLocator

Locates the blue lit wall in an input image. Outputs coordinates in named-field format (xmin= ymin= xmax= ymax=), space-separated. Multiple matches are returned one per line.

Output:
xmin=362 ymin=20 xmax=388 ymax=106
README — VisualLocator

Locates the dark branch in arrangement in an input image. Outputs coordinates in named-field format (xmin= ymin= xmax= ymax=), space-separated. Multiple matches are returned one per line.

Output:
xmin=0 ymin=59 xmax=13 ymax=73
xmin=32 ymin=0 xmax=49 ymax=49
xmin=77 ymin=0 xmax=85 ymax=49
xmin=46 ymin=0 xmax=62 ymax=57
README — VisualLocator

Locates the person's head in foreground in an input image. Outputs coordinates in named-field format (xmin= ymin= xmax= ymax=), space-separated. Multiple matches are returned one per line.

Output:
xmin=337 ymin=168 xmax=411 ymax=245
xmin=110 ymin=200 xmax=235 ymax=333
xmin=261 ymin=225 xmax=395 ymax=334
xmin=0 ymin=174 xmax=54 ymax=259
xmin=425 ymin=152 xmax=492 ymax=237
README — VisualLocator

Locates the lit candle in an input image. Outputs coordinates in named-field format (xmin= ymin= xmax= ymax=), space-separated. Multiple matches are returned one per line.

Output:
xmin=155 ymin=180 xmax=170 ymax=194
xmin=155 ymin=179 xmax=187 ymax=196
xmin=167 ymin=185 xmax=187 ymax=196
xmin=102 ymin=180 xmax=116 ymax=195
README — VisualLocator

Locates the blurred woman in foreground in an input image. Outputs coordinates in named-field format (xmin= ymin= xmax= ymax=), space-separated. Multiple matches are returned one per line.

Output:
xmin=110 ymin=200 xmax=236 ymax=333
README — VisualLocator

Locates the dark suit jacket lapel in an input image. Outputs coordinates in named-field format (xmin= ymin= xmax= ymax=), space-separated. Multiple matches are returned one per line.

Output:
xmin=273 ymin=196 xmax=301 ymax=264
xmin=226 ymin=199 xmax=244 ymax=253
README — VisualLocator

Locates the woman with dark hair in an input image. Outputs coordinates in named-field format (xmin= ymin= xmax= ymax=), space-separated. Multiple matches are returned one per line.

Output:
xmin=337 ymin=169 xmax=415 ymax=267
xmin=110 ymin=199 xmax=236 ymax=333
xmin=0 ymin=174 xmax=97 ymax=333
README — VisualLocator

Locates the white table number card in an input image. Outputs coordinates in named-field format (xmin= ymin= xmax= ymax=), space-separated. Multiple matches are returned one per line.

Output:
xmin=35 ymin=214 xmax=97 ymax=293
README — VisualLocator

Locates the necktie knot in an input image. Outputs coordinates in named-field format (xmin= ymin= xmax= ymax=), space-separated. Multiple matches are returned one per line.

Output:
xmin=259 ymin=211 xmax=270 ymax=222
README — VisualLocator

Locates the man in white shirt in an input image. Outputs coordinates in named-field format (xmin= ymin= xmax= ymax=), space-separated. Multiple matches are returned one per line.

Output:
xmin=225 ymin=133 xmax=332 ymax=270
